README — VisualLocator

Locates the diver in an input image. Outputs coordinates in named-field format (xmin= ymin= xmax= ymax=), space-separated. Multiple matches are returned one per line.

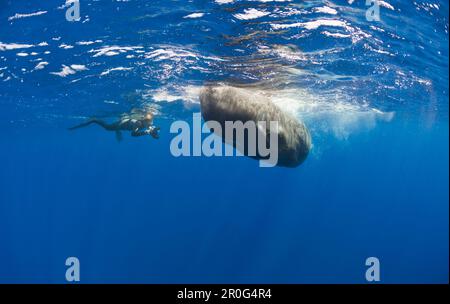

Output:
xmin=68 ymin=110 xmax=160 ymax=141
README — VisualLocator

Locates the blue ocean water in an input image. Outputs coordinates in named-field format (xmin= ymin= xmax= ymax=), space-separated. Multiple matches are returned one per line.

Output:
xmin=0 ymin=0 xmax=448 ymax=283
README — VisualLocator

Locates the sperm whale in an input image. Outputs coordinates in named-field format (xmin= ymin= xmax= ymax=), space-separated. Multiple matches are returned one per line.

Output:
xmin=199 ymin=84 xmax=311 ymax=168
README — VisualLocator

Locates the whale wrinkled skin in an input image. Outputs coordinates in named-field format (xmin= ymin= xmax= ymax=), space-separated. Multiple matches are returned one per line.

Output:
xmin=199 ymin=84 xmax=311 ymax=168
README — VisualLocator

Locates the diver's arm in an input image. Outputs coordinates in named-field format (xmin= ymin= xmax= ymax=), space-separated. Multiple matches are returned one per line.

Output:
xmin=131 ymin=126 xmax=160 ymax=139
xmin=131 ymin=128 xmax=143 ymax=137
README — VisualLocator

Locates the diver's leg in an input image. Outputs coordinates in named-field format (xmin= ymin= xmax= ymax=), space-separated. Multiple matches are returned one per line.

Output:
xmin=115 ymin=130 xmax=123 ymax=141
xmin=68 ymin=119 xmax=116 ymax=131
xmin=68 ymin=120 xmax=96 ymax=130
xmin=92 ymin=119 xmax=118 ymax=131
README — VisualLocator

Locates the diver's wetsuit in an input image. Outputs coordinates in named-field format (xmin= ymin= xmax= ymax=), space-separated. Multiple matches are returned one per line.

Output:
xmin=69 ymin=116 xmax=160 ymax=139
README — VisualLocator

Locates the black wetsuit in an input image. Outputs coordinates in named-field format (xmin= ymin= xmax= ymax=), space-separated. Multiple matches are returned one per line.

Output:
xmin=69 ymin=117 xmax=159 ymax=139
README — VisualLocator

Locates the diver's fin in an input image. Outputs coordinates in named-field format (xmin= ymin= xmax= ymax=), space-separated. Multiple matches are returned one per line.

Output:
xmin=115 ymin=130 xmax=123 ymax=142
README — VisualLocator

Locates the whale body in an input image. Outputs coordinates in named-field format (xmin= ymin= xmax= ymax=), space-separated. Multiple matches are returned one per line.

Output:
xmin=199 ymin=84 xmax=311 ymax=168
